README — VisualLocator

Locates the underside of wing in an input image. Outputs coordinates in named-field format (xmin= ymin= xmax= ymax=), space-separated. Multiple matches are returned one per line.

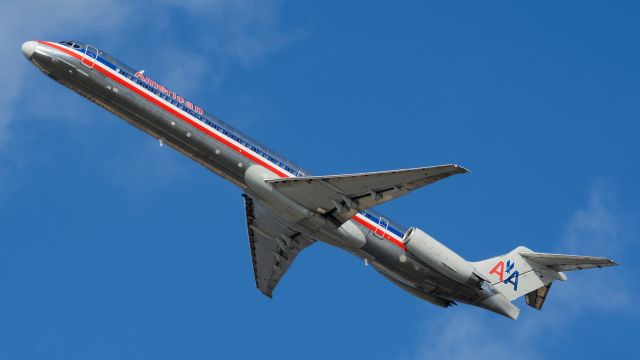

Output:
xmin=242 ymin=194 xmax=315 ymax=297
xmin=520 ymin=251 xmax=618 ymax=271
xmin=266 ymin=164 xmax=468 ymax=224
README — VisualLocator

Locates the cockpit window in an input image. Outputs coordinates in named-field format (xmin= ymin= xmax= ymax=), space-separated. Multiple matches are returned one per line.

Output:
xmin=58 ymin=41 xmax=83 ymax=49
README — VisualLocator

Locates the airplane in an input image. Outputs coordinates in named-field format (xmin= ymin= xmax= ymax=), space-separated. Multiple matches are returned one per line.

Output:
xmin=21 ymin=40 xmax=617 ymax=320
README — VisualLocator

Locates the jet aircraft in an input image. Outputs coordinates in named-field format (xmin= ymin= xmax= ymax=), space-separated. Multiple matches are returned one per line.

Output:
xmin=21 ymin=40 xmax=617 ymax=319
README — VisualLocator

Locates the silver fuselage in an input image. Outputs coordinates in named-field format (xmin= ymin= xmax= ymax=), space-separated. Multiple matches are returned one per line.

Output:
xmin=24 ymin=40 xmax=499 ymax=309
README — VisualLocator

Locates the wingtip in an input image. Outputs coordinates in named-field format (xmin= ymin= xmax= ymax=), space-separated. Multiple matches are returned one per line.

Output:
xmin=450 ymin=164 xmax=470 ymax=174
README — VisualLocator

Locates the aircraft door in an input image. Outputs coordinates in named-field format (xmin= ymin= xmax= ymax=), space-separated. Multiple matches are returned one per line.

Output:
xmin=375 ymin=217 xmax=389 ymax=238
xmin=81 ymin=44 xmax=99 ymax=68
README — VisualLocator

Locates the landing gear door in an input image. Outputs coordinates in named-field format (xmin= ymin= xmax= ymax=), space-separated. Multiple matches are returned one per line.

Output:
xmin=82 ymin=45 xmax=99 ymax=68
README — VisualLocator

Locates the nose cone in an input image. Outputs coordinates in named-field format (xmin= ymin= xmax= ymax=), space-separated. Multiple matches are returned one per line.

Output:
xmin=21 ymin=41 xmax=37 ymax=59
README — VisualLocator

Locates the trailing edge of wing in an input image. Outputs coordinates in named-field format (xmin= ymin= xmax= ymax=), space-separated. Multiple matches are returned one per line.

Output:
xmin=520 ymin=251 xmax=618 ymax=272
xmin=266 ymin=164 xmax=468 ymax=224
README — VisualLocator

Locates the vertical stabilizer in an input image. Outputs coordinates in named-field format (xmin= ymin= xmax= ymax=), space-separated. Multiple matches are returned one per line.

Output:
xmin=472 ymin=246 xmax=616 ymax=305
xmin=471 ymin=246 xmax=563 ymax=301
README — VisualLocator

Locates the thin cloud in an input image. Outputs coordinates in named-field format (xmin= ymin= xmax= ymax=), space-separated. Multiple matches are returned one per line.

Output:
xmin=401 ymin=180 xmax=636 ymax=360
xmin=1 ymin=0 xmax=294 ymax=194
xmin=156 ymin=0 xmax=295 ymax=66
xmin=0 ymin=0 xmax=130 ymax=147
xmin=103 ymin=139 xmax=192 ymax=202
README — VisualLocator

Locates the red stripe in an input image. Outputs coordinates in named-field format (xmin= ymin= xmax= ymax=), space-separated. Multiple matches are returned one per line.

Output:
xmin=352 ymin=215 xmax=406 ymax=249
xmin=40 ymin=41 xmax=289 ymax=178
xmin=40 ymin=41 xmax=406 ymax=250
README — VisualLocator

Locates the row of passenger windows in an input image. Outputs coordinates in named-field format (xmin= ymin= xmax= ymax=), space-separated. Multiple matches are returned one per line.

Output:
xmin=52 ymin=43 xmax=303 ymax=177
xmin=116 ymin=68 xmax=304 ymax=177
xmin=116 ymin=69 xmax=202 ymax=118
xmin=210 ymin=122 xmax=303 ymax=176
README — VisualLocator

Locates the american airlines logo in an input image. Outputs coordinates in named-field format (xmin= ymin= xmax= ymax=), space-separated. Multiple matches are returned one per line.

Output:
xmin=134 ymin=71 xmax=204 ymax=116
xmin=489 ymin=259 xmax=520 ymax=291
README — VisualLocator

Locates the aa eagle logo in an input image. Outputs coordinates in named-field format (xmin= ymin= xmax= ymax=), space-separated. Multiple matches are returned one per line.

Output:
xmin=489 ymin=259 xmax=520 ymax=291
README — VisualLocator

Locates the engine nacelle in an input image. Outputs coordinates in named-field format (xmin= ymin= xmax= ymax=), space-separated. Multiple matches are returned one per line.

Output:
xmin=403 ymin=227 xmax=484 ymax=287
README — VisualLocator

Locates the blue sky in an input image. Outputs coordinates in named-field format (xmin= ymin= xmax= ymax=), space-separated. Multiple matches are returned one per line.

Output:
xmin=1 ymin=1 xmax=639 ymax=358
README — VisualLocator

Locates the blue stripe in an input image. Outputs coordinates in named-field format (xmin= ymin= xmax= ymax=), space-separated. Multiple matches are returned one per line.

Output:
xmin=77 ymin=44 xmax=404 ymax=238
xmin=77 ymin=48 xmax=118 ymax=71
xmin=97 ymin=56 xmax=117 ymax=70
xmin=359 ymin=211 xmax=404 ymax=238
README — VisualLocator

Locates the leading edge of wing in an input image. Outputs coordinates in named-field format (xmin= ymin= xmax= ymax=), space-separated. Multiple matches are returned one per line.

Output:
xmin=267 ymin=164 xmax=469 ymax=184
xmin=265 ymin=164 xmax=468 ymax=222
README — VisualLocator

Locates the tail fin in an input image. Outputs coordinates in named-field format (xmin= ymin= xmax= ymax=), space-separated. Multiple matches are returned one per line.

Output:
xmin=471 ymin=246 xmax=616 ymax=306
xmin=472 ymin=246 xmax=560 ymax=302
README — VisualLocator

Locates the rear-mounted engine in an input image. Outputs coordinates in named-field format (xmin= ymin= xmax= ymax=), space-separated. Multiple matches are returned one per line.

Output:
xmin=403 ymin=227 xmax=485 ymax=288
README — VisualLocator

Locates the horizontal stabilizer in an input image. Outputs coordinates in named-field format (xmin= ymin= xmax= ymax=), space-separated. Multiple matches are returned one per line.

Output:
xmin=525 ymin=283 xmax=552 ymax=310
xmin=473 ymin=246 xmax=618 ymax=304
xmin=267 ymin=164 xmax=468 ymax=223
xmin=519 ymin=252 xmax=617 ymax=272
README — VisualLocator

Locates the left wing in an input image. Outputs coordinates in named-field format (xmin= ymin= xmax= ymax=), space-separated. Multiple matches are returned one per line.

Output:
xmin=267 ymin=164 xmax=467 ymax=224
xmin=242 ymin=194 xmax=315 ymax=297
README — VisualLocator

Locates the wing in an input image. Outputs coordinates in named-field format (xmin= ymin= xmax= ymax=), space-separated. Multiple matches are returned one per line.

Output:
xmin=520 ymin=252 xmax=618 ymax=271
xmin=267 ymin=164 xmax=467 ymax=223
xmin=242 ymin=194 xmax=315 ymax=297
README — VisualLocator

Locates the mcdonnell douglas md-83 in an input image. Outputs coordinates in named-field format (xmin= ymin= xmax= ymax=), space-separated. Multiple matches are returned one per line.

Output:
xmin=21 ymin=40 xmax=617 ymax=319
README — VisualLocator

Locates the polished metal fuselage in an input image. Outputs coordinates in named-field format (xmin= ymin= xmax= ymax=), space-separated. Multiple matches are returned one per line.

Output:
xmin=25 ymin=41 xmax=497 ymax=308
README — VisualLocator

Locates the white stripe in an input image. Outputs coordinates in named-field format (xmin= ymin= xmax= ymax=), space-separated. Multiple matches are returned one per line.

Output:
xmin=50 ymin=42 xmax=297 ymax=178
xmin=355 ymin=213 xmax=403 ymax=241
xmin=46 ymin=42 xmax=406 ymax=245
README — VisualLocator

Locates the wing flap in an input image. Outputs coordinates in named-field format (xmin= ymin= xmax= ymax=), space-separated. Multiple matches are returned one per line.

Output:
xmin=267 ymin=164 xmax=467 ymax=223
xmin=520 ymin=251 xmax=617 ymax=272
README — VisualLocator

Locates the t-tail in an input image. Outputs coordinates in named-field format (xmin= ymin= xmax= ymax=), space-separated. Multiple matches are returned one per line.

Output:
xmin=471 ymin=246 xmax=617 ymax=320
